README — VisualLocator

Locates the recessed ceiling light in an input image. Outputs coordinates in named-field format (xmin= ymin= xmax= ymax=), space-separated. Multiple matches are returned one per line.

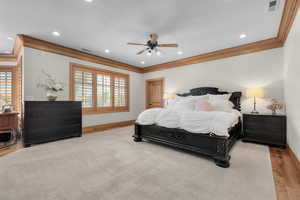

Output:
xmin=7 ymin=37 xmax=14 ymax=41
xmin=52 ymin=31 xmax=61 ymax=37
xmin=141 ymin=61 xmax=145 ymax=65
xmin=146 ymin=52 xmax=151 ymax=56
xmin=177 ymin=51 xmax=183 ymax=55
xmin=104 ymin=49 xmax=110 ymax=53
xmin=156 ymin=51 xmax=161 ymax=56
xmin=85 ymin=0 xmax=93 ymax=2
xmin=240 ymin=34 xmax=247 ymax=39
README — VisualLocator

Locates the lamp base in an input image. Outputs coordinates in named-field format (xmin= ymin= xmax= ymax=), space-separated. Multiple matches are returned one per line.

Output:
xmin=251 ymin=111 xmax=259 ymax=114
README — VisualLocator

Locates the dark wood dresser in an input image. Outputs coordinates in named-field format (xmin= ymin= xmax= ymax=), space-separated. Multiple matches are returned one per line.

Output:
xmin=24 ymin=101 xmax=82 ymax=147
xmin=242 ymin=113 xmax=286 ymax=148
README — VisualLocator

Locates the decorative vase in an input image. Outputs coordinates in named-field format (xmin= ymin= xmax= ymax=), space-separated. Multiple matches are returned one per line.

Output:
xmin=46 ymin=90 xmax=58 ymax=101
xmin=267 ymin=99 xmax=283 ymax=115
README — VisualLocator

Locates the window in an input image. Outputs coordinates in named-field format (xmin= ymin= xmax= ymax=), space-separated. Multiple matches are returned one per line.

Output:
xmin=114 ymin=77 xmax=127 ymax=107
xmin=0 ymin=67 xmax=17 ymax=109
xmin=0 ymin=71 xmax=12 ymax=105
xmin=74 ymin=70 xmax=93 ymax=108
xmin=70 ymin=63 xmax=129 ymax=114
xmin=97 ymin=74 xmax=112 ymax=107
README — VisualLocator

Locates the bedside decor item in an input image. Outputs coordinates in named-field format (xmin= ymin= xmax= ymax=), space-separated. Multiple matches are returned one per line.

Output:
xmin=267 ymin=99 xmax=283 ymax=115
xmin=246 ymin=88 xmax=264 ymax=114
xmin=2 ymin=104 xmax=13 ymax=113
xmin=37 ymin=70 xmax=64 ymax=101
xmin=242 ymin=113 xmax=286 ymax=148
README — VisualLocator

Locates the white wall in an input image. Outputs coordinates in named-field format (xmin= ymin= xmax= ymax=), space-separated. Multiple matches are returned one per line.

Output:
xmin=283 ymin=11 xmax=300 ymax=160
xmin=23 ymin=47 xmax=145 ymax=127
xmin=144 ymin=48 xmax=285 ymax=114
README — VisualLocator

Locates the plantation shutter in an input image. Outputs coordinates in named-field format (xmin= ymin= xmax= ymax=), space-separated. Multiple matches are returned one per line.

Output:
xmin=97 ymin=73 xmax=112 ymax=108
xmin=0 ymin=71 xmax=13 ymax=105
xmin=114 ymin=75 xmax=129 ymax=110
xmin=74 ymin=70 xmax=93 ymax=108
xmin=70 ymin=63 xmax=129 ymax=114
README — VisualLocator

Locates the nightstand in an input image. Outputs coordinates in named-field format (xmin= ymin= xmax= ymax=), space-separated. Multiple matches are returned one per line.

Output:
xmin=242 ymin=113 xmax=286 ymax=148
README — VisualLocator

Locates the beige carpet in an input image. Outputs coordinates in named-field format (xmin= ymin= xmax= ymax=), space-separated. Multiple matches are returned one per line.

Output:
xmin=0 ymin=126 xmax=276 ymax=200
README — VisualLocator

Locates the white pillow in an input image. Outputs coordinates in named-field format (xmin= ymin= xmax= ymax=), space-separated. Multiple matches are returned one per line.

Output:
xmin=167 ymin=96 xmax=188 ymax=108
xmin=210 ymin=100 xmax=234 ymax=112
xmin=190 ymin=95 xmax=208 ymax=101
xmin=168 ymin=96 xmax=195 ymax=111
xmin=208 ymin=94 xmax=231 ymax=102
xmin=167 ymin=96 xmax=184 ymax=108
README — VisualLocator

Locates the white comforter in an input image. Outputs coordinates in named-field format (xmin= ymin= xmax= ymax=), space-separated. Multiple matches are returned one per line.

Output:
xmin=136 ymin=108 xmax=241 ymax=137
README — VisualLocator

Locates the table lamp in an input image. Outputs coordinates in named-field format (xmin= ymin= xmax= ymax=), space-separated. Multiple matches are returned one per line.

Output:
xmin=246 ymin=88 xmax=264 ymax=114
xmin=163 ymin=93 xmax=175 ymax=106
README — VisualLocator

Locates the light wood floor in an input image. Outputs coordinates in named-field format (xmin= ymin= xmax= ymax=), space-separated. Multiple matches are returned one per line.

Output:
xmin=0 ymin=138 xmax=299 ymax=200
xmin=270 ymin=147 xmax=300 ymax=200
xmin=0 ymin=141 xmax=22 ymax=157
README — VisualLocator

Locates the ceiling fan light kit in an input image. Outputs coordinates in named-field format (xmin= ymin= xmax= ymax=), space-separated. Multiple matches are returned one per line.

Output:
xmin=127 ymin=33 xmax=178 ymax=55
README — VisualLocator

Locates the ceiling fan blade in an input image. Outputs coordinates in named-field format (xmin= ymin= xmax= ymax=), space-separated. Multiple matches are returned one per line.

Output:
xmin=158 ymin=44 xmax=178 ymax=47
xmin=137 ymin=49 xmax=146 ymax=55
xmin=127 ymin=42 xmax=147 ymax=46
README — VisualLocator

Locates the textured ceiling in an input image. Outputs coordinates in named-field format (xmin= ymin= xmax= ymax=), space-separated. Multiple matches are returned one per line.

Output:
xmin=0 ymin=0 xmax=285 ymax=67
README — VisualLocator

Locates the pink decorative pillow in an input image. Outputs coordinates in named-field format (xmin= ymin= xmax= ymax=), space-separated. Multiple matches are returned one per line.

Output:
xmin=195 ymin=99 xmax=214 ymax=111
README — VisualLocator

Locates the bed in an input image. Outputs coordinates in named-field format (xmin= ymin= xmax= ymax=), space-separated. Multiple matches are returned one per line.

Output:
xmin=133 ymin=87 xmax=242 ymax=168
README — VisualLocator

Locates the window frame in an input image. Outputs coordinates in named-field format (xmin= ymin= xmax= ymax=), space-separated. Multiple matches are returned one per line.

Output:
xmin=69 ymin=63 xmax=129 ymax=115
xmin=0 ymin=66 xmax=17 ymax=110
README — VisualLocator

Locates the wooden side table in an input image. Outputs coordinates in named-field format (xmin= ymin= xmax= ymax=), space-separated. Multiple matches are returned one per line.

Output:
xmin=0 ymin=112 xmax=19 ymax=130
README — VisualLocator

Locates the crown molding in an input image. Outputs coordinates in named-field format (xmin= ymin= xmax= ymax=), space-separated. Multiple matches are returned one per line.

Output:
xmin=0 ymin=34 xmax=23 ymax=62
xmin=0 ymin=54 xmax=17 ymax=62
xmin=13 ymin=35 xmax=24 ymax=60
xmin=143 ymin=0 xmax=300 ymax=73
xmin=18 ymin=34 xmax=143 ymax=73
xmin=143 ymin=38 xmax=283 ymax=73
xmin=278 ymin=0 xmax=300 ymax=43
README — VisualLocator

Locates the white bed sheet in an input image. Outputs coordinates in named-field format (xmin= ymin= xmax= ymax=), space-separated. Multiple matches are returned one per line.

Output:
xmin=136 ymin=108 xmax=241 ymax=137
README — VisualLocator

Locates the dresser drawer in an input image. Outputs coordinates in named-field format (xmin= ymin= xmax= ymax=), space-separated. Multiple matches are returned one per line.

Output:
xmin=244 ymin=123 xmax=284 ymax=135
xmin=244 ymin=130 xmax=282 ymax=144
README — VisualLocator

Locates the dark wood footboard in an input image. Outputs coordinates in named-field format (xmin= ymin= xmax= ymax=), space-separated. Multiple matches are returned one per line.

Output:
xmin=133 ymin=87 xmax=242 ymax=168
xmin=133 ymin=119 xmax=242 ymax=168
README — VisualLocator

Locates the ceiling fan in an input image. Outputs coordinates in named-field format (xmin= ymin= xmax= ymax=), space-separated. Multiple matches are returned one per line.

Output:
xmin=127 ymin=34 xmax=178 ymax=55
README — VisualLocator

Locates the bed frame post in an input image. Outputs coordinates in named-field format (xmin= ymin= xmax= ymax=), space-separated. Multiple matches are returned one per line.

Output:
xmin=214 ymin=139 xmax=231 ymax=168
xmin=133 ymin=123 xmax=142 ymax=142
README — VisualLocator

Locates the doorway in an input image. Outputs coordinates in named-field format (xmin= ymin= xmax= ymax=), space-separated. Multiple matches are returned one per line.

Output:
xmin=146 ymin=77 xmax=164 ymax=109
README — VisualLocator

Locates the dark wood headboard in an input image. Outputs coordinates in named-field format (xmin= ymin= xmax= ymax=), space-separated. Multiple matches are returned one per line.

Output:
xmin=177 ymin=87 xmax=242 ymax=111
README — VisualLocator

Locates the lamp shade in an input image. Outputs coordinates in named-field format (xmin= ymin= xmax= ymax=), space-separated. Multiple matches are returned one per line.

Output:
xmin=163 ymin=92 xmax=174 ymax=100
xmin=246 ymin=88 xmax=264 ymax=98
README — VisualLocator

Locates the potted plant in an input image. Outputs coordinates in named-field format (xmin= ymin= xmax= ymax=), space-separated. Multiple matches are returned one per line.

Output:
xmin=37 ymin=71 xmax=64 ymax=101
